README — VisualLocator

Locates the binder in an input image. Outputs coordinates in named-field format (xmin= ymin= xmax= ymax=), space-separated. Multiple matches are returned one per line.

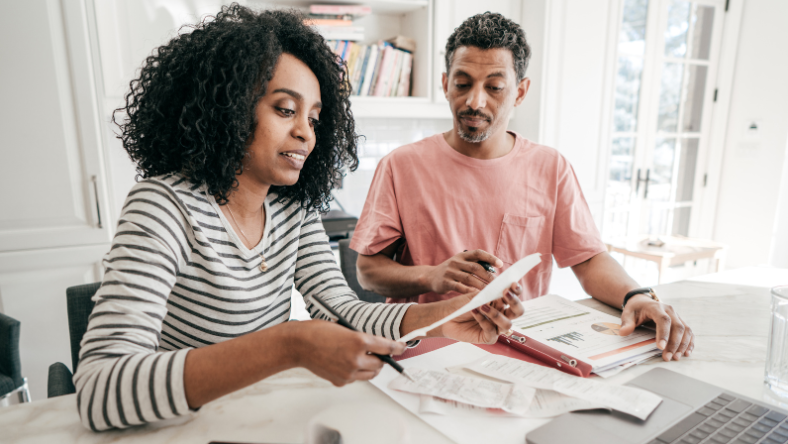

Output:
xmin=497 ymin=332 xmax=590 ymax=377
xmin=496 ymin=295 xmax=660 ymax=378
xmin=397 ymin=295 xmax=659 ymax=379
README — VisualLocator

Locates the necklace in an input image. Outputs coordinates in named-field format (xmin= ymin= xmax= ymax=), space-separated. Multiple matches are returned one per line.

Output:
xmin=226 ymin=202 xmax=268 ymax=272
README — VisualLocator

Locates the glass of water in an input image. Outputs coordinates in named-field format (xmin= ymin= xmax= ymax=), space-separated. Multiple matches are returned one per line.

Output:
xmin=766 ymin=286 xmax=788 ymax=400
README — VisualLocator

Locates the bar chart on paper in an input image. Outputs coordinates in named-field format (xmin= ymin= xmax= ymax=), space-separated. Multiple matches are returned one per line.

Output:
xmin=509 ymin=295 xmax=660 ymax=369
xmin=546 ymin=332 xmax=585 ymax=348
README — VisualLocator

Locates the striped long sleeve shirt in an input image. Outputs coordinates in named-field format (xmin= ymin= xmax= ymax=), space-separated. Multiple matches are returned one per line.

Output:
xmin=73 ymin=174 xmax=413 ymax=431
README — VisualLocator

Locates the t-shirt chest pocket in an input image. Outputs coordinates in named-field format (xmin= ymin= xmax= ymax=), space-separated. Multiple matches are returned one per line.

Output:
xmin=495 ymin=214 xmax=545 ymax=265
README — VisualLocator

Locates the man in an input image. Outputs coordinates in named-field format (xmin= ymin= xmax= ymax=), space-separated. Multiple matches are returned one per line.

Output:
xmin=350 ymin=12 xmax=693 ymax=362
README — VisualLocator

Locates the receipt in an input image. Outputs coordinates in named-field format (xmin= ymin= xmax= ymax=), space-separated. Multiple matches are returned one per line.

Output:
xmin=398 ymin=253 xmax=541 ymax=343
xmin=464 ymin=356 xmax=662 ymax=420
xmin=527 ymin=389 xmax=607 ymax=418
xmin=388 ymin=368 xmax=533 ymax=416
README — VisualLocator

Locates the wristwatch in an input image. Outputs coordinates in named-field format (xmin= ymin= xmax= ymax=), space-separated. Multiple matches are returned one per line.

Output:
xmin=622 ymin=287 xmax=659 ymax=310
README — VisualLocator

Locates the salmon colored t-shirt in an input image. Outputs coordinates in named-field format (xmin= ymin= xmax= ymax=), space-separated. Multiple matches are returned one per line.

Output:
xmin=350 ymin=132 xmax=606 ymax=304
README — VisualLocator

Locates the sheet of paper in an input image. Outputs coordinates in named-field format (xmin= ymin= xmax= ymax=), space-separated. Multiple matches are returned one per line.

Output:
xmin=370 ymin=343 xmax=552 ymax=444
xmin=388 ymin=368 xmax=531 ymax=415
xmin=418 ymin=392 xmax=533 ymax=417
xmin=511 ymin=295 xmax=659 ymax=370
xmin=527 ymin=389 xmax=607 ymax=418
xmin=593 ymin=351 xmax=661 ymax=378
xmin=399 ymin=253 xmax=542 ymax=343
xmin=464 ymin=355 xmax=662 ymax=421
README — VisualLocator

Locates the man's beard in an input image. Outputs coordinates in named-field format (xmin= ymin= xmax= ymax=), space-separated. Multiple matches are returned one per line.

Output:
xmin=458 ymin=125 xmax=492 ymax=143
xmin=456 ymin=109 xmax=494 ymax=143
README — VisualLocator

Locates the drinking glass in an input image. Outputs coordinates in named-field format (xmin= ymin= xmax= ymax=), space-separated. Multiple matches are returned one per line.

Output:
xmin=765 ymin=286 xmax=788 ymax=400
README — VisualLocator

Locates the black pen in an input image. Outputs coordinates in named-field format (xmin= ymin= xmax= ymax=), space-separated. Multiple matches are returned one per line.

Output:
xmin=310 ymin=294 xmax=416 ymax=382
xmin=463 ymin=250 xmax=497 ymax=274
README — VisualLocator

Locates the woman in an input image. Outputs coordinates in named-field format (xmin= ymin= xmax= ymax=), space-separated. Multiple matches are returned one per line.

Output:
xmin=75 ymin=4 xmax=524 ymax=431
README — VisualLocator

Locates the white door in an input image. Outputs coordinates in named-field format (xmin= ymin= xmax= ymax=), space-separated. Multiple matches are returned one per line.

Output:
xmin=603 ymin=0 xmax=726 ymax=240
xmin=0 ymin=0 xmax=111 ymax=252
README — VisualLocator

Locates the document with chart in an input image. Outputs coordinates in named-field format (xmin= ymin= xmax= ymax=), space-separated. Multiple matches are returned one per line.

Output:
xmin=502 ymin=295 xmax=661 ymax=376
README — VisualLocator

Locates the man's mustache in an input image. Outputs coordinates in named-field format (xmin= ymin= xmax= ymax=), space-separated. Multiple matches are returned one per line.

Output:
xmin=458 ymin=109 xmax=492 ymax=121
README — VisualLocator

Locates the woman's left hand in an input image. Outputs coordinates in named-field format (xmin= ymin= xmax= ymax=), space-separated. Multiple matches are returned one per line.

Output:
xmin=439 ymin=282 xmax=525 ymax=344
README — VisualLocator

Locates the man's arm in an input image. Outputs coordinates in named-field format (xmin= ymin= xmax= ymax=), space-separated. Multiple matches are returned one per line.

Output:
xmin=356 ymin=240 xmax=501 ymax=299
xmin=571 ymin=251 xmax=639 ymax=307
xmin=572 ymin=252 xmax=695 ymax=361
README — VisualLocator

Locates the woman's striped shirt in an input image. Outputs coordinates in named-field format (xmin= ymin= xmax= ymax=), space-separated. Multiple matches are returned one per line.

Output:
xmin=73 ymin=174 xmax=413 ymax=431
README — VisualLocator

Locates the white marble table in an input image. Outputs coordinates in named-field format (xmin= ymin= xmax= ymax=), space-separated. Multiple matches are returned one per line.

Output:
xmin=2 ymin=268 xmax=787 ymax=444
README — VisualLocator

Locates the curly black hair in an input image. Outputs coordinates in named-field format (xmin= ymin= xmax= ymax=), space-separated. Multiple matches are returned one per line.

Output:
xmin=445 ymin=12 xmax=531 ymax=81
xmin=114 ymin=3 xmax=357 ymax=211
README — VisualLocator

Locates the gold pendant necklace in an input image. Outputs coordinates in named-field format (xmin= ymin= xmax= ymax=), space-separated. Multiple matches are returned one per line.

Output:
xmin=226 ymin=202 xmax=268 ymax=272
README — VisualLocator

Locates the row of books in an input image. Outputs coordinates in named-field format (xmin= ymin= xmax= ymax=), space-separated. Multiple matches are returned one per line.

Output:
xmin=306 ymin=4 xmax=370 ymax=41
xmin=329 ymin=40 xmax=413 ymax=97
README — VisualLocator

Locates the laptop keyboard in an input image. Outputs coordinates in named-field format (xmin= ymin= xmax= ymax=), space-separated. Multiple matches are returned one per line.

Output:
xmin=648 ymin=394 xmax=788 ymax=444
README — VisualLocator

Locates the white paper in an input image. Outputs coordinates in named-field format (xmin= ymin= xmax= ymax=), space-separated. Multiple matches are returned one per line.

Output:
xmin=465 ymin=355 xmax=662 ymax=421
xmin=388 ymin=368 xmax=531 ymax=415
xmin=511 ymin=295 xmax=659 ymax=370
xmin=418 ymin=392 xmax=533 ymax=417
xmin=593 ymin=351 xmax=661 ymax=378
xmin=399 ymin=253 xmax=542 ymax=343
xmin=370 ymin=343 xmax=555 ymax=444
xmin=527 ymin=389 xmax=607 ymax=418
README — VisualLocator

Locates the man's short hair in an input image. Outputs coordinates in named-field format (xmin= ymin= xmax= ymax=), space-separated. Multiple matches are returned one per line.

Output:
xmin=445 ymin=12 xmax=531 ymax=81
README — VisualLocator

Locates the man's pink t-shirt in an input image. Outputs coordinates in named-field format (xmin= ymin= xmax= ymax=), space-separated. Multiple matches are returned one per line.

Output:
xmin=350 ymin=132 xmax=606 ymax=304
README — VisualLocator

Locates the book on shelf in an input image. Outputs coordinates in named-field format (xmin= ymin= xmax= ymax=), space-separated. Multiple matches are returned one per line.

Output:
xmin=304 ymin=18 xmax=352 ymax=27
xmin=387 ymin=35 xmax=416 ymax=53
xmin=327 ymin=40 xmax=413 ymax=97
xmin=309 ymin=4 xmax=371 ymax=17
xmin=306 ymin=4 xmax=368 ymax=41
xmin=315 ymin=26 xmax=364 ymax=41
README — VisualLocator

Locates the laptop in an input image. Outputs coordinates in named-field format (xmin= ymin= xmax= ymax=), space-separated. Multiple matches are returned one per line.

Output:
xmin=527 ymin=367 xmax=788 ymax=444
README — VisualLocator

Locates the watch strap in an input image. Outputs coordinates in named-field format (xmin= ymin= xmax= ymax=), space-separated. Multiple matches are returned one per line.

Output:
xmin=622 ymin=287 xmax=659 ymax=310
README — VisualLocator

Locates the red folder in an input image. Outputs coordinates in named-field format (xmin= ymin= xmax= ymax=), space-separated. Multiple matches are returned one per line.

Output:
xmin=395 ymin=336 xmax=590 ymax=377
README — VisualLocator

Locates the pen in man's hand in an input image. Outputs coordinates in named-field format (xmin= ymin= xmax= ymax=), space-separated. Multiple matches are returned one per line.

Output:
xmin=310 ymin=294 xmax=417 ymax=383
xmin=462 ymin=250 xmax=497 ymax=275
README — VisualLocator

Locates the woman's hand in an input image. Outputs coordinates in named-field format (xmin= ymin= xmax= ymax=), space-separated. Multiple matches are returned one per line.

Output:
xmin=292 ymin=320 xmax=407 ymax=386
xmin=439 ymin=282 xmax=525 ymax=344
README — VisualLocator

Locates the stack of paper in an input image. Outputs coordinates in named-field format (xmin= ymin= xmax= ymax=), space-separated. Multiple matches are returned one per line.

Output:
xmin=371 ymin=343 xmax=662 ymax=444
xmin=506 ymin=295 xmax=662 ymax=377
xmin=388 ymin=356 xmax=662 ymax=421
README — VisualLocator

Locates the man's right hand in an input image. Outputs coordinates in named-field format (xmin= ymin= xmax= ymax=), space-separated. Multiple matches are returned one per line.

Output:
xmin=424 ymin=249 xmax=504 ymax=295
xmin=293 ymin=320 xmax=406 ymax=387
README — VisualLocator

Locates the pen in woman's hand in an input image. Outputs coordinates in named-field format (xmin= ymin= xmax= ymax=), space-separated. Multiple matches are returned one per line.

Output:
xmin=311 ymin=294 xmax=417 ymax=383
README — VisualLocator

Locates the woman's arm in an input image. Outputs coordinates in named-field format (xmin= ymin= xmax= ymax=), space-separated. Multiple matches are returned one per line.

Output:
xmin=74 ymin=181 xmax=191 ymax=431
xmin=296 ymin=212 xmax=524 ymax=345
xmin=295 ymin=213 xmax=415 ymax=339
xmin=76 ymin=183 xmax=407 ymax=430
xmin=183 ymin=319 xmax=405 ymax=407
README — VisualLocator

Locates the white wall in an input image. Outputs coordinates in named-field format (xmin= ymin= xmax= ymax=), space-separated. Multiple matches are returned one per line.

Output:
xmin=769 ymin=133 xmax=788 ymax=267
xmin=712 ymin=0 xmax=788 ymax=269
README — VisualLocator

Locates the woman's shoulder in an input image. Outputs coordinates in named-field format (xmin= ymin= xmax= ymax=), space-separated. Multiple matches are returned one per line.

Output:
xmin=123 ymin=173 xmax=214 ymax=218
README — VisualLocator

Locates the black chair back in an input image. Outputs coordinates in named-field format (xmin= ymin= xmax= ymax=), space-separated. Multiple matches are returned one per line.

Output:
xmin=0 ymin=313 xmax=22 ymax=397
xmin=338 ymin=239 xmax=387 ymax=303
xmin=66 ymin=282 xmax=100 ymax=371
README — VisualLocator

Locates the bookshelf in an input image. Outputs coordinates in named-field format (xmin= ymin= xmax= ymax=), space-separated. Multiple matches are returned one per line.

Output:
xmin=263 ymin=0 xmax=451 ymax=119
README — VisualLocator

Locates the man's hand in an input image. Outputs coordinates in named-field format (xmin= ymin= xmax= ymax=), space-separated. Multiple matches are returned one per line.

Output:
xmin=425 ymin=249 xmax=504 ymax=295
xmin=440 ymin=282 xmax=525 ymax=344
xmin=618 ymin=294 xmax=694 ymax=361
xmin=293 ymin=320 xmax=407 ymax=386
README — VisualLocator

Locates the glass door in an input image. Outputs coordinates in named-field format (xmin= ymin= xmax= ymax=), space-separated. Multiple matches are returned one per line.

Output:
xmin=603 ymin=0 xmax=726 ymax=240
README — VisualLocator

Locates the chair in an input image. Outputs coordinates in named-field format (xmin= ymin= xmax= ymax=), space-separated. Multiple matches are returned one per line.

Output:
xmin=337 ymin=239 xmax=387 ymax=303
xmin=47 ymin=282 xmax=100 ymax=398
xmin=0 ymin=313 xmax=30 ymax=406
